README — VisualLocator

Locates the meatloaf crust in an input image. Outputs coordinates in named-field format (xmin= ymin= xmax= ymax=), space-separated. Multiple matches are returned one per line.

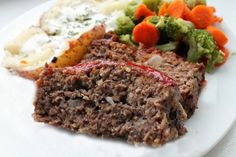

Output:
xmin=34 ymin=60 xmax=187 ymax=146
xmin=86 ymin=38 xmax=205 ymax=117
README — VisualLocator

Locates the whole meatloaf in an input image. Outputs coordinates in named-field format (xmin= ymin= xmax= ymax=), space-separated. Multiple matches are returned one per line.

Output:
xmin=86 ymin=38 xmax=205 ymax=117
xmin=34 ymin=60 xmax=187 ymax=146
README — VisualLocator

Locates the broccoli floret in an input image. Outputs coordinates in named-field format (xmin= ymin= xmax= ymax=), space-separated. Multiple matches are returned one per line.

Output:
xmin=184 ymin=0 xmax=206 ymax=9
xmin=163 ymin=17 xmax=195 ymax=40
xmin=156 ymin=41 xmax=179 ymax=52
xmin=186 ymin=29 xmax=216 ymax=61
xmin=146 ymin=16 xmax=168 ymax=44
xmin=119 ymin=34 xmax=137 ymax=47
xmin=115 ymin=16 xmax=135 ymax=35
xmin=147 ymin=16 xmax=194 ymax=41
xmin=124 ymin=0 xmax=142 ymax=21
xmin=142 ymin=0 xmax=161 ymax=12
xmin=146 ymin=16 xmax=161 ymax=25
xmin=185 ymin=29 xmax=223 ymax=72
xmin=206 ymin=50 xmax=224 ymax=72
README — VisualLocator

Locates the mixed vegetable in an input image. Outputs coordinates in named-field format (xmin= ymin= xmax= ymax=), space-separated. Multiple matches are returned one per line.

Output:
xmin=114 ymin=0 xmax=228 ymax=72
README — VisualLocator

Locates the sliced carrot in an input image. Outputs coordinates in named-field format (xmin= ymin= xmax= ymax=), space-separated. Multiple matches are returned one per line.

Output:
xmin=135 ymin=4 xmax=156 ymax=20
xmin=214 ymin=16 xmax=223 ymax=23
xmin=158 ymin=2 xmax=168 ymax=16
xmin=206 ymin=25 xmax=228 ymax=47
xmin=189 ymin=5 xmax=215 ymax=29
xmin=208 ymin=6 xmax=216 ymax=12
xmin=167 ymin=0 xmax=185 ymax=18
xmin=133 ymin=22 xmax=160 ymax=47
xmin=216 ymin=47 xmax=229 ymax=67
xmin=183 ymin=5 xmax=192 ymax=20
xmin=208 ymin=6 xmax=223 ymax=23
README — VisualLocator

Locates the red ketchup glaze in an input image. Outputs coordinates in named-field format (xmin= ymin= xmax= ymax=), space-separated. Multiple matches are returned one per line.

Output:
xmin=63 ymin=60 xmax=175 ymax=86
xmin=126 ymin=61 xmax=175 ymax=86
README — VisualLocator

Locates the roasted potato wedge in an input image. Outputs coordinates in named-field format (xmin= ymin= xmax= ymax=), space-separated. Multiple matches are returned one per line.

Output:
xmin=50 ymin=25 xmax=105 ymax=68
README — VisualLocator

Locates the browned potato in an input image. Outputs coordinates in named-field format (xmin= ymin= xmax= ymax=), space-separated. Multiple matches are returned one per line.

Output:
xmin=50 ymin=25 xmax=105 ymax=68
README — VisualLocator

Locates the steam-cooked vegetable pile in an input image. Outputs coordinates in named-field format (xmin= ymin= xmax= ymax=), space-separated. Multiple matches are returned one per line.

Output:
xmin=115 ymin=0 xmax=228 ymax=72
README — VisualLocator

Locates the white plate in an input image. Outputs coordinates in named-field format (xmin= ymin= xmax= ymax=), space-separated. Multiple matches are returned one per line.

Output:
xmin=0 ymin=1 xmax=236 ymax=157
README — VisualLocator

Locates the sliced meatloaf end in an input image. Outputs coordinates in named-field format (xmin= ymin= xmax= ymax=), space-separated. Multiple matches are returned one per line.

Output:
xmin=86 ymin=39 xmax=205 ymax=118
xmin=34 ymin=60 xmax=187 ymax=146
xmin=140 ymin=49 xmax=205 ymax=118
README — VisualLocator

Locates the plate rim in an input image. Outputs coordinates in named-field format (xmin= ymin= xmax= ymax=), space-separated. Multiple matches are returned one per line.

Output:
xmin=0 ymin=1 xmax=236 ymax=157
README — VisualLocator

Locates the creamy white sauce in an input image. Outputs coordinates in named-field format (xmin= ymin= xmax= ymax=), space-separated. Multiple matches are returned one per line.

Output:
xmin=22 ymin=34 xmax=69 ymax=57
xmin=21 ymin=34 xmax=50 ymax=55
xmin=46 ymin=2 xmax=124 ymax=40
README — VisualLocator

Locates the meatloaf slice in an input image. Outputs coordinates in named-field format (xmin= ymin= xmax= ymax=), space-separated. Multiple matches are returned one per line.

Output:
xmin=86 ymin=39 xmax=205 ymax=117
xmin=34 ymin=60 xmax=187 ymax=146
xmin=141 ymin=49 xmax=205 ymax=117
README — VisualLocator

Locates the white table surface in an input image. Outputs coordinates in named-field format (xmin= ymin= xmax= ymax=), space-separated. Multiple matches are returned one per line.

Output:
xmin=0 ymin=0 xmax=235 ymax=157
